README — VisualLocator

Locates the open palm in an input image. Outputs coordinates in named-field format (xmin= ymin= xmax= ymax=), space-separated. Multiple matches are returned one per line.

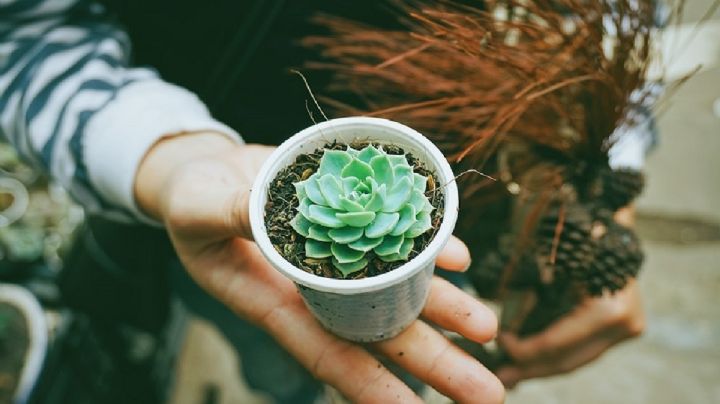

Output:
xmin=142 ymin=139 xmax=504 ymax=403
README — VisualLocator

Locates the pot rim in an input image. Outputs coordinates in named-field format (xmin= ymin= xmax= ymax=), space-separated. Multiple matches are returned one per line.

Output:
xmin=249 ymin=117 xmax=458 ymax=294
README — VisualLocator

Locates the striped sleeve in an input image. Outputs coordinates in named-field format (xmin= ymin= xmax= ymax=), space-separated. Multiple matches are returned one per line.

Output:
xmin=0 ymin=0 xmax=241 ymax=224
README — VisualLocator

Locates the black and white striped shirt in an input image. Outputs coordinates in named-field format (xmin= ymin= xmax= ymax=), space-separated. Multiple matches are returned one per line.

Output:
xmin=1 ymin=0 xmax=239 ymax=224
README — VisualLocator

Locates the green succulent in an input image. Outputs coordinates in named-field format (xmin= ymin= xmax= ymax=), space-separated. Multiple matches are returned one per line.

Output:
xmin=290 ymin=145 xmax=434 ymax=277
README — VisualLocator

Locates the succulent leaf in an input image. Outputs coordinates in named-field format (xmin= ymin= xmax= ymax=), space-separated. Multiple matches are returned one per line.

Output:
xmin=298 ymin=197 xmax=312 ymax=218
xmin=393 ymin=164 xmax=413 ymax=180
xmin=364 ymin=183 xmax=386 ymax=212
xmin=337 ymin=211 xmax=376 ymax=227
xmin=290 ymin=213 xmax=312 ymax=238
xmin=398 ymin=238 xmax=414 ymax=259
xmin=341 ymin=177 xmax=360 ymax=194
xmin=388 ymin=155 xmax=409 ymax=167
xmin=423 ymin=198 xmax=434 ymax=213
xmin=328 ymin=226 xmax=364 ymax=243
xmin=294 ymin=181 xmax=307 ymax=200
xmin=332 ymin=257 xmax=368 ymax=277
xmin=304 ymin=175 xmax=327 ymax=205
xmin=409 ymin=190 xmax=428 ymax=213
xmin=306 ymin=239 xmax=332 ymax=258
xmin=308 ymin=205 xmax=344 ymax=228
xmin=370 ymin=155 xmax=394 ymax=187
xmin=413 ymin=173 xmax=427 ymax=192
xmin=378 ymin=238 xmax=414 ymax=262
xmin=338 ymin=195 xmax=364 ymax=212
xmin=331 ymin=243 xmax=366 ymax=263
xmin=348 ymin=236 xmax=384 ymax=252
xmin=405 ymin=211 xmax=432 ymax=238
xmin=354 ymin=181 xmax=371 ymax=194
xmin=357 ymin=145 xmax=382 ymax=162
xmin=383 ymin=176 xmax=413 ymax=212
xmin=292 ymin=145 xmax=435 ymax=276
xmin=365 ymin=212 xmax=400 ymax=238
xmin=318 ymin=150 xmax=352 ymax=176
xmin=341 ymin=158 xmax=374 ymax=180
xmin=390 ymin=205 xmax=416 ymax=236
xmin=308 ymin=225 xmax=332 ymax=242
xmin=357 ymin=194 xmax=371 ymax=206
xmin=318 ymin=174 xmax=343 ymax=209
xmin=374 ymin=235 xmax=405 ymax=256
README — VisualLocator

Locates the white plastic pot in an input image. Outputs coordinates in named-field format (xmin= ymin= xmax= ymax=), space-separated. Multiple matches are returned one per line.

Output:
xmin=249 ymin=117 xmax=459 ymax=342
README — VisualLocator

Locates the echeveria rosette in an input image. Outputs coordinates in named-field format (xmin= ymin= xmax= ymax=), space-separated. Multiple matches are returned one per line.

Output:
xmin=290 ymin=145 xmax=434 ymax=277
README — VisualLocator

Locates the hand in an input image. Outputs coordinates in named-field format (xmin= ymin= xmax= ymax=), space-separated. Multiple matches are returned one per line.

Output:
xmin=496 ymin=208 xmax=644 ymax=388
xmin=135 ymin=133 xmax=505 ymax=403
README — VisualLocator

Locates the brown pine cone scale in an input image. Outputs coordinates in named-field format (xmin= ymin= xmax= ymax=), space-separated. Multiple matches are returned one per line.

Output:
xmin=582 ymin=223 xmax=644 ymax=296
xmin=601 ymin=168 xmax=646 ymax=211
xmin=535 ymin=205 xmax=595 ymax=278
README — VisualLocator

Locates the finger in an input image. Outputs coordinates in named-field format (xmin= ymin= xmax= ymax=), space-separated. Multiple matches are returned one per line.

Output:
xmin=422 ymin=277 xmax=498 ymax=343
xmin=225 ymin=144 xmax=277 ymax=239
xmin=436 ymin=235 xmax=471 ymax=272
xmin=498 ymin=305 xmax=611 ymax=363
xmin=199 ymin=242 xmax=421 ymax=404
xmin=375 ymin=321 xmax=505 ymax=404
xmin=213 ymin=144 xmax=277 ymax=240
xmin=496 ymin=333 xmax=620 ymax=387
xmin=262 ymin=303 xmax=421 ymax=404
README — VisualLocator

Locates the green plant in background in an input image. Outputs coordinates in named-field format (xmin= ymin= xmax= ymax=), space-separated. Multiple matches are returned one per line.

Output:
xmin=290 ymin=145 xmax=434 ymax=276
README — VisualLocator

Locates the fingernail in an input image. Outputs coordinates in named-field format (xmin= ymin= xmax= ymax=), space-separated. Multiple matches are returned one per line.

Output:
xmin=461 ymin=257 xmax=472 ymax=272
xmin=446 ymin=236 xmax=471 ymax=271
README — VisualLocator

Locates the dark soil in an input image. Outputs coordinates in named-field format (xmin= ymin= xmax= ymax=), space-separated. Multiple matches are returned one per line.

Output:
xmin=0 ymin=303 xmax=29 ymax=402
xmin=264 ymin=141 xmax=445 ymax=279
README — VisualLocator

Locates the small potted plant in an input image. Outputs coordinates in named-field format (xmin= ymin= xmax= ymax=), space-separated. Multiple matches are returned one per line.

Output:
xmin=250 ymin=117 xmax=458 ymax=342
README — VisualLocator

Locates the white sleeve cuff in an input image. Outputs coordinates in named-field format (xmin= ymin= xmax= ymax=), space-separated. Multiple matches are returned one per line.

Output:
xmin=84 ymin=79 xmax=241 ymax=225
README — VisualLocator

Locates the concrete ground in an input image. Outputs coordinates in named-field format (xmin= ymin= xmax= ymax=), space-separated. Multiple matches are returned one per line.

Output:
xmin=170 ymin=4 xmax=720 ymax=403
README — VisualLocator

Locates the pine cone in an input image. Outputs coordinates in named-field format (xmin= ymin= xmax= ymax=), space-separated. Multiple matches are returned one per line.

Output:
xmin=593 ymin=206 xmax=616 ymax=225
xmin=469 ymin=243 xmax=541 ymax=298
xmin=601 ymin=168 xmax=645 ymax=211
xmin=535 ymin=204 xmax=595 ymax=278
xmin=579 ymin=223 xmax=644 ymax=296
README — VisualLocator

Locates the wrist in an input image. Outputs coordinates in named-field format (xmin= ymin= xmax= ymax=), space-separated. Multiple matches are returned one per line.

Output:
xmin=134 ymin=131 xmax=239 ymax=221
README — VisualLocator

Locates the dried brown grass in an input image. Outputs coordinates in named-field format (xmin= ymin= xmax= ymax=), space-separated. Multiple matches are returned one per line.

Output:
xmin=302 ymin=0 xmax=673 ymax=298
xmin=304 ymin=0 xmax=658 ymax=171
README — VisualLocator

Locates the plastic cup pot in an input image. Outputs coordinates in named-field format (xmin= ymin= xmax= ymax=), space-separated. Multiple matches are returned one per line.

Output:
xmin=250 ymin=117 xmax=459 ymax=342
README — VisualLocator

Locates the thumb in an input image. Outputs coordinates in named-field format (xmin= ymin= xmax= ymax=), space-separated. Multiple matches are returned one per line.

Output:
xmin=163 ymin=158 xmax=256 ymax=242
xmin=436 ymin=235 xmax=471 ymax=272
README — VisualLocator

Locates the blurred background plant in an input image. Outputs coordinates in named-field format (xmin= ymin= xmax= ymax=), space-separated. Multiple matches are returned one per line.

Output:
xmin=0 ymin=142 xmax=83 ymax=286
xmin=0 ymin=142 xmax=181 ymax=404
